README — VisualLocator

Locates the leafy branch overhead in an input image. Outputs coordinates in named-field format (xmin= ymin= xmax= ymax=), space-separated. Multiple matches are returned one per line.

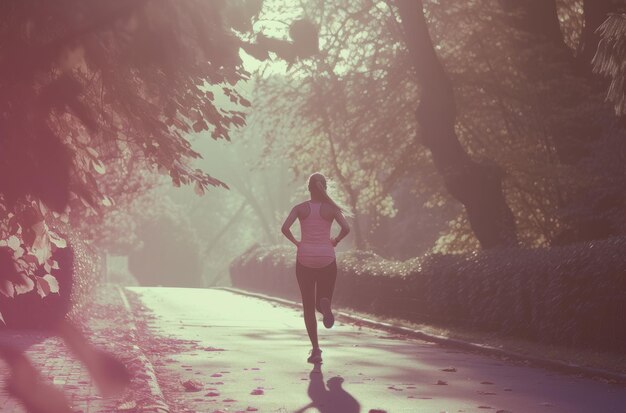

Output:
xmin=0 ymin=1 xmax=318 ymax=303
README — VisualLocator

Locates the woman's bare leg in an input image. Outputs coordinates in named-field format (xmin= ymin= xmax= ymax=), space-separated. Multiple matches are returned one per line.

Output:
xmin=296 ymin=263 xmax=319 ymax=349
xmin=0 ymin=345 xmax=72 ymax=413
xmin=56 ymin=319 xmax=129 ymax=396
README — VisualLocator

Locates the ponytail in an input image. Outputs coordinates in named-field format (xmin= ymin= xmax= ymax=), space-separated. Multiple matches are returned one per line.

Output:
xmin=309 ymin=173 xmax=352 ymax=217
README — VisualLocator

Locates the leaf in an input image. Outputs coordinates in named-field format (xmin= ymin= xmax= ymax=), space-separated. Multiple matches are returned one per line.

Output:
xmin=86 ymin=147 xmax=99 ymax=158
xmin=14 ymin=274 xmax=35 ymax=295
xmin=7 ymin=235 xmax=20 ymax=251
xmin=36 ymin=276 xmax=50 ymax=298
xmin=92 ymin=159 xmax=106 ymax=174
xmin=182 ymin=379 xmax=203 ymax=392
xmin=48 ymin=231 xmax=67 ymax=249
xmin=192 ymin=120 xmax=208 ymax=133
xmin=0 ymin=280 xmax=15 ymax=298
xmin=194 ymin=182 xmax=205 ymax=196
xmin=42 ymin=273 xmax=59 ymax=293
xmin=116 ymin=401 xmax=137 ymax=412
xmin=31 ymin=239 xmax=52 ymax=265
xmin=12 ymin=246 xmax=24 ymax=259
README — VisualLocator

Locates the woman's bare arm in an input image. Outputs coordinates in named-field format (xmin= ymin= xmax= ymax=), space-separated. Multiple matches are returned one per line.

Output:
xmin=331 ymin=210 xmax=350 ymax=246
xmin=281 ymin=206 xmax=300 ymax=246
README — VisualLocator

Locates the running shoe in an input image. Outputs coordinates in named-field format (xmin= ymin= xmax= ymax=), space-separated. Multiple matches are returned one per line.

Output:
xmin=307 ymin=348 xmax=323 ymax=364
xmin=319 ymin=297 xmax=335 ymax=328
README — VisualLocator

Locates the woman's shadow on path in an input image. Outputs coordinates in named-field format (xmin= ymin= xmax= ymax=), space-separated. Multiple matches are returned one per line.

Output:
xmin=294 ymin=363 xmax=361 ymax=413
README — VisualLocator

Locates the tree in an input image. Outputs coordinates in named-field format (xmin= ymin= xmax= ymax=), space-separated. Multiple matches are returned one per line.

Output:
xmin=496 ymin=0 xmax=626 ymax=243
xmin=0 ymin=1 xmax=318 ymax=315
xmin=393 ymin=0 xmax=518 ymax=249
xmin=126 ymin=193 xmax=204 ymax=287
xmin=253 ymin=0 xmax=430 ymax=250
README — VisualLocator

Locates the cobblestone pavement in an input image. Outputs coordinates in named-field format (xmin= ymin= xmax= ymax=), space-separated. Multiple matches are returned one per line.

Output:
xmin=0 ymin=286 xmax=167 ymax=413
xmin=0 ymin=332 xmax=115 ymax=413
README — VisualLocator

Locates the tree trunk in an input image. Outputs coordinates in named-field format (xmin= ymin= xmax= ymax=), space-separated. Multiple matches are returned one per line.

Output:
xmin=394 ymin=0 xmax=518 ymax=249
xmin=499 ymin=0 xmax=621 ymax=243
xmin=205 ymin=201 xmax=248 ymax=255
xmin=351 ymin=212 xmax=366 ymax=250
xmin=499 ymin=0 xmax=565 ymax=47
xmin=500 ymin=0 xmax=593 ymax=165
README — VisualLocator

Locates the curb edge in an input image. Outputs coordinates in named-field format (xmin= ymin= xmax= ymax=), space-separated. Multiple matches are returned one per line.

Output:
xmin=116 ymin=285 xmax=171 ymax=413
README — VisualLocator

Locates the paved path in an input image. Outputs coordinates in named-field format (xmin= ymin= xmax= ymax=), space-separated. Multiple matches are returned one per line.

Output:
xmin=129 ymin=287 xmax=626 ymax=413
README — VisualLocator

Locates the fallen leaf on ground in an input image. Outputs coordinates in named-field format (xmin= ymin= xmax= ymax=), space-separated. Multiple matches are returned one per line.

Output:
xmin=436 ymin=380 xmax=448 ymax=385
xmin=181 ymin=379 xmax=203 ymax=392
xmin=441 ymin=367 xmax=457 ymax=372
xmin=116 ymin=400 xmax=137 ymax=411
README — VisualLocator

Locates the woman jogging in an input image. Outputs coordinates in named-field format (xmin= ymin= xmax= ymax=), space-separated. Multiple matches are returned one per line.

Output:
xmin=281 ymin=172 xmax=350 ymax=364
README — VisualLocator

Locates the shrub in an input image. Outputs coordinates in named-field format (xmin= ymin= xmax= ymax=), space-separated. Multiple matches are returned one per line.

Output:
xmin=0 ymin=230 xmax=102 ymax=329
xmin=230 ymin=238 xmax=626 ymax=353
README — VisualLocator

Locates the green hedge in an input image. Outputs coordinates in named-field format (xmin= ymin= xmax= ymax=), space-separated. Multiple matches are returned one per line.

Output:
xmin=230 ymin=239 xmax=626 ymax=353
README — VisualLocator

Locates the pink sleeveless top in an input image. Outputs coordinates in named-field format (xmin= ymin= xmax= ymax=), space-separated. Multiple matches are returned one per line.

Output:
xmin=297 ymin=201 xmax=335 ymax=268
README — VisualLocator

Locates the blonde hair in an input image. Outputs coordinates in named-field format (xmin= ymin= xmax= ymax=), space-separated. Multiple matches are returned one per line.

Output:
xmin=307 ymin=172 xmax=352 ymax=217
